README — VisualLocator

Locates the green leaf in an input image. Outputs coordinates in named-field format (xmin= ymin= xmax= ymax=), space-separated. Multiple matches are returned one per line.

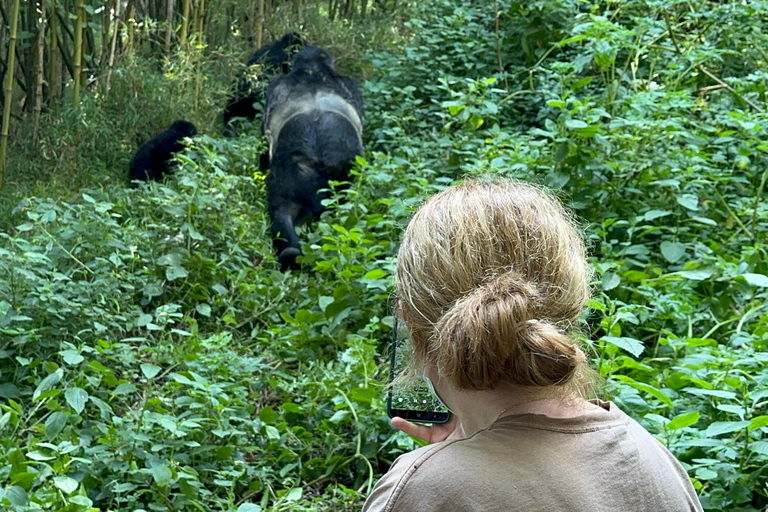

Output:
xmin=45 ymin=411 xmax=68 ymax=439
xmin=259 ymin=406 xmax=278 ymax=424
xmin=236 ymin=505 xmax=263 ymax=512
xmin=601 ymin=336 xmax=645 ymax=357
xmin=704 ymin=421 xmax=751 ymax=437
xmin=166 ymin=264 xmax=189 ymax=281
xmin=141 ymin=364 xmax=162 ymax=379
xmin=54 ymin=476 xmax=79 ymax=495
xmin=613 ymin=375 xmax=672 ymax=407
xmin=667 ymin=411 xmax=700 ymax=430
xmin=285 ymin=487 xmax=303 ymax=501
xmin=660 ymin=241 xmax=685 ymax=263
xmin=318 ymin=296 xmax=334 ymax=312
xmin=196 ymin=303 xmax=212 ymax=316
xmin=363 ymin=268 xmax=387 ymax=280
xmin=65 ymin=388 xmax=88 ymax=414
xmin=151 ymin=464 xmax=173 ymax=487
xmin=601 ymin=272 xmax=620 ymax=291
xmin=748 ymin=415 xmax=768 ymax=430
xmin=565 ymin=119 xmax=588 ymax=129
xmin=643 ymin=210 xmax=671 ymax=221
xmin=676 ymin=194 xmax=699 ymax=211
xmin=749 ymin=441 xmax=768 ymax=456
xmin=738 ymin=273 xmax=768 ymax=288
xmin=5 ymin=486 xmax=29 ymax=506
xmin=33 ymin=370 xmax=63 ymax=401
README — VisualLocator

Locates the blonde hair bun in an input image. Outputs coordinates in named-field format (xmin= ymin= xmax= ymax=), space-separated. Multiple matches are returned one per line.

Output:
xmin=434 ymin=272 xmax=586 ymax=389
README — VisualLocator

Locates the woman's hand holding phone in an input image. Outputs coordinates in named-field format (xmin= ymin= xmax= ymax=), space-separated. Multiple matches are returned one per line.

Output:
xmin=391 ymin=413 xmax=461 ymax=444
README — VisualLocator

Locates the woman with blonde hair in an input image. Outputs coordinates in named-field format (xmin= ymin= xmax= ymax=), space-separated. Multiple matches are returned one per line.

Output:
xmin=364 ymin=180 xmax=703 ymax=512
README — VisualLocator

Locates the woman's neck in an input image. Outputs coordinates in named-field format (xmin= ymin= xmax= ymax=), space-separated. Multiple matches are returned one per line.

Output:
xmin=435 ymin=378 xmax=594 ymax=437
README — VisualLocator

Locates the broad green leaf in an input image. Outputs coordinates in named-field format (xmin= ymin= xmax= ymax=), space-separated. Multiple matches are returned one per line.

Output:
xmin=667 ymin=411 xmax=700 ymax=431
xmin=739 ymin=273 xmax=768 ymax=288
xmin=54 ymin=476 xmax=79 ymax=495
xmin=748 ymin=416 xmax=768 ymax=430
xmin=601 ymin=336 xmax=644 ymax=357
xmin=236 ymin=505 xmax=263 ymax=512
xmin=141 ymin=364 xmax=162 ymax=379
xmin=613 ymin=375 xmax=672 ymax=407
xmin=65 ymin=388 xmax=88 ymax=414
xmin=705 ymin=421 xmax=751 ymax=437
xmin=660 ymin=241 xmax=685 ymax=263
xmin=5 ymin=486 xmax=29 ymax=506
xmin=363 ymin=269 xmax=387 ymax=280
xmin=565 ymin=119 xmax=588 ymax=129
xmin=676 ymin=269 xmax=714 ymax=280
xmin=695 ymin=468 xmax=718 ymax=480
xmin=166 ymin=264 xmax=188 ymax=281
xmin=33 ymin=370 xmax=63 ymax=401
xmin=318 ymin=296 xmax=334 ymax=312
xmin=151 ymin=464 xmax=173 ymax=487
xmin=676 ymin=194 xmax=699 ymax=211
xmin=44 ymin=411 xmax=68 ymax=439
xmin=749 ymin=441 xmax=768 ymax=456
xmin=259 ymin=406 xmax=278 ymax=424
xmin=285 ymin=488 xmax=303 ymax=501
xmin=601 ymin=272 xmax=620 ymax=291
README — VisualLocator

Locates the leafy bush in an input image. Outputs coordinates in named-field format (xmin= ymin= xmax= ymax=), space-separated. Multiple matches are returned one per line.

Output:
xmin=2 ymin=0 xmax=768 ymax=510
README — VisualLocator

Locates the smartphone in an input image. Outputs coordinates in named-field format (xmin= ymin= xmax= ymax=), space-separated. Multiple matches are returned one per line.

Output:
xmin=386 ymin=314 xmax=452 ymax=424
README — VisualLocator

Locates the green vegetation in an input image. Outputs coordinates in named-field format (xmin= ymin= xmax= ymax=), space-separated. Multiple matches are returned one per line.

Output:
xmin=1 ymin=0 xmax=768 ymax=510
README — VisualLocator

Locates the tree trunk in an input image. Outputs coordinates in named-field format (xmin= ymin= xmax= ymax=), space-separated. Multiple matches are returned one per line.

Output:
xmin=361 ymin=0 xmax=367 ymax=18
xmin=32 ymin=0 xmax=46 ymax=146
xmin=73 ymin=0 xmax=84 ymax=104
xmin=0 ymin=0 xmax=21 ymax=191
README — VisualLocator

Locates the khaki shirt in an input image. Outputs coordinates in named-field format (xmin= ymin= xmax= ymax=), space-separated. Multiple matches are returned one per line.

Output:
xmin=364 ymin=400 xmax=703 ymax=512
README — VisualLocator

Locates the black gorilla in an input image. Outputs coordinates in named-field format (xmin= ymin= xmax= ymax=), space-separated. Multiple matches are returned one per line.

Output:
xmin=263 ymin=45 xmax=364 ymax=269
xmin=129 ymin=120 xmax=197 ymax=184
xmin=223 ymin=32 xmax=305 ymax=138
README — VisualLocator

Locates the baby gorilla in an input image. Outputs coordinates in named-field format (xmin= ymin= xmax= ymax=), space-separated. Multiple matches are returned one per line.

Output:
xmin=129 ymin=120 xmax=197 ymax=184
xmin=263 ymin=45 xmax=364 ymax=269
xmin=223 ymin=32 xmax=305 ymax=138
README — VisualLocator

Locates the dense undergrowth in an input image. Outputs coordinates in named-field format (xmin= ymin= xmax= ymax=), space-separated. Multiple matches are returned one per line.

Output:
xmin=2 ymin=0 xmax=768 ymax=510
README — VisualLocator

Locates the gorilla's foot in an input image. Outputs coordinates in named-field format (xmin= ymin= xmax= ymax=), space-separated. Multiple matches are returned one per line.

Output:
xmin=278 ymin=247 xmax=302 ymax=270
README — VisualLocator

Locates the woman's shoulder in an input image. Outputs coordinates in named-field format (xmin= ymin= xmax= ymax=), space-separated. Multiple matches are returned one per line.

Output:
xmin=362 ymin=439 xmax=467 ymax=512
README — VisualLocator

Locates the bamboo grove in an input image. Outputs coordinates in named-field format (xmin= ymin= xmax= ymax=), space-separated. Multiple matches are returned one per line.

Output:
xmin=0 ymin=0 xmax=396 ymax=190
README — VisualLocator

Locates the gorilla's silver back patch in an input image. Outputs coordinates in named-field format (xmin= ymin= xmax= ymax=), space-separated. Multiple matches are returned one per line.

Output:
xmin=266 ymin=91 xmax=363 ymax=160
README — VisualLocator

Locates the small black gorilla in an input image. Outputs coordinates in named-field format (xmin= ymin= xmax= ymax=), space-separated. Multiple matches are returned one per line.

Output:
xmin=129 ymin=120 xmax=197 ymax=184
xmin=263 ymin=45 xmax=364 ymax=269
xmin=223 ymin=32 xmax=305 ymax=138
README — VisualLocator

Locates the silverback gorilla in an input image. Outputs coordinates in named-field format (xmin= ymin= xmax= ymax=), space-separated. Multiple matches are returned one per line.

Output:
xmin=129 ymin=120 xmax=197 ymax=184
xmin=263 ymin=46 xmax=364 ymax=269
xmin=223 ymin=33 xmax=305 ymax=138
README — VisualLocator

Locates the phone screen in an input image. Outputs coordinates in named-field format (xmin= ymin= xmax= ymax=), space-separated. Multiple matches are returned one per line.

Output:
xmin=387 ymin=315 xmax=451 ymax=424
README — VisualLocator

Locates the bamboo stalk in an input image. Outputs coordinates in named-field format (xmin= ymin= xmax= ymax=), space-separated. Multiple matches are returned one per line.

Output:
xmin=104 ymin=0 xmax=121 ymax=98
xmin=195 ymin=0 xmax=205 ymax=39
xmin=256 ymin=0 xmax=263 ymax=48
xmin=0 ymin=0 xmax=21 ymax=191
xmin=33 ymin=0 xmax=46 ymax=146
xmin=73 ymin=0 xmax=84 ymax=104
xmin=165 ymin=0 xmax=174 ymax=54
xmin=180 ymin=0 xmax=190 ymax=45
xmin=49 ymin=0 xmax=60 ymax=103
